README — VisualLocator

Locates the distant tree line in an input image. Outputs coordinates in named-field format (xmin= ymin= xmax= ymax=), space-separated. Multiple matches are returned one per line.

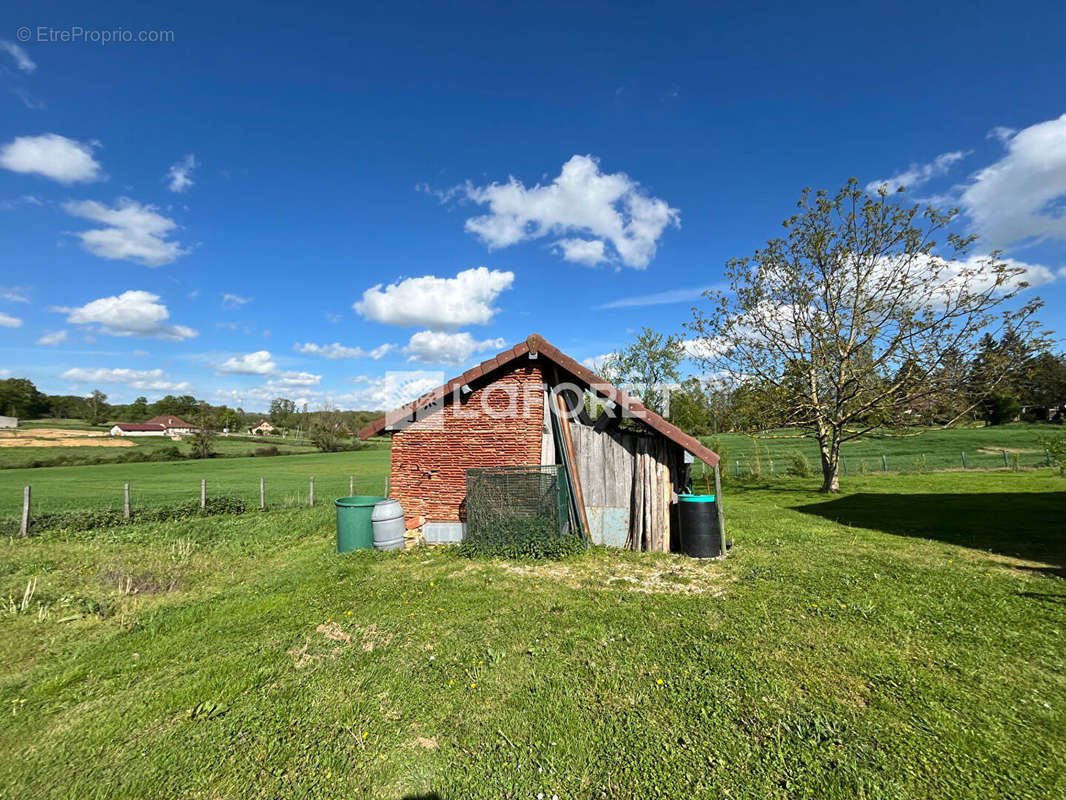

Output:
xmin=0 ymin=378 xmax=383 ymax=450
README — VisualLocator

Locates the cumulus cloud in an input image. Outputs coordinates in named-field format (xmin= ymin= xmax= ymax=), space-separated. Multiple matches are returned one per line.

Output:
xmin=63 ymin=198 xmax=186 ymax=266
xmin=294 ymin=342 xmax=395 ymax=360
xmin=166 ymin=153 xmax=197 ymax=192
xmin=0 ymin=40 xmax=36 ymax=73
xmin=0 ymin=133 xmax=103 ymax=184
xmin=866 ymin=150 xmax=969 ymax=192
xmin=457 ymin=155 xmax=680 ymax=268
xmin=581 ymin=353 xmax=613 ymax=372
xmin=354 ymin=267 xmax=514 ymax=330
xmin=216 ymin=349 xmax=322 ymax=389
xmin=54 ymin=290 xmax=197 ymax=341
xmin=0 ymin=312 xmax=22 ymax=328
xmin=217 ymin=350 xmax=277 ymax=375
xmin=60 ymin=367 xmax=191 ymax=392
xmin=36 ymin=330 xmax=68 ymax=346
xmin=958 ymin=114 xmax=1066 ymax=247
xmin=403 ymin=330 xmax=506 ymax=366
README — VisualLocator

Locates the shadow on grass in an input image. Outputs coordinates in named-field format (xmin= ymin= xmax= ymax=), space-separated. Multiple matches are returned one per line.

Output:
xmin=796 ymin=492 xmax=1066 ymax=575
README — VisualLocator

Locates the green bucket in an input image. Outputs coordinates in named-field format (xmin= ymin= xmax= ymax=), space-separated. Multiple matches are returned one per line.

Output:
xmin=335 ymin=496 xmax=384 ymax=553
xmin=679 ymin=493 xmax=716 ymax=503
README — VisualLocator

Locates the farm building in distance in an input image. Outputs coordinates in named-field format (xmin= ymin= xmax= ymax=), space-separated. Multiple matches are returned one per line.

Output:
xmin=359 ymin=334 xmax=720 ymax=552
xmin=109 ymin=415 xmax=198 ymax=437
xmin=0 ymin=416 xmax=16 ymax=429
xmin=249 ymin=419 xmax=275 ymax=435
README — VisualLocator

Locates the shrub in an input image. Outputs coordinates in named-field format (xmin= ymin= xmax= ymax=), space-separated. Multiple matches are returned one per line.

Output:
xmin=2 ymin=495 xmax=249 ymax=536
xmin=788 ymin=450 xmax=812 ymax=477
xmin=456 ymin=515 xmax=586 ymax=560
xmin=1044 ymin=433 xmax=1066 ymax=477
xmin=254 ymin=446 xmax=280 ymax=457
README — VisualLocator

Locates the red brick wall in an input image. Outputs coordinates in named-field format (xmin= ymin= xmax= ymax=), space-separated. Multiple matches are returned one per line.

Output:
xmin=390 ymin=363 xmax=545 ymax=525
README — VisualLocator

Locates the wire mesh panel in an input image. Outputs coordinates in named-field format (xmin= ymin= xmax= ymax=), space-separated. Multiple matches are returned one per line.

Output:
xmin=465 ymin=465 xmax=574 ymax=553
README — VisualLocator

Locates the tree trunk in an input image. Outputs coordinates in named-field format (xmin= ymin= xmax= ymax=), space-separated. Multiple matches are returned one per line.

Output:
xmin=818 ymin=436 xmax=840 ymax=493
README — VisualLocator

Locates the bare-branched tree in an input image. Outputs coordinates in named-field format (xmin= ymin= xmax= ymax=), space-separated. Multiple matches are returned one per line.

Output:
xmin=688 ymin=179 xmax=1045 ymax=492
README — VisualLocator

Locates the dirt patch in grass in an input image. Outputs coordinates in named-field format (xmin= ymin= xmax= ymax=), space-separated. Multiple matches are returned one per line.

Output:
xmin=462 ymin=555 xmax=729 ymax=596
xmin=976 ymin=446 xmax=1041 ymax=455
xmin=100 ymin=566 xmax=183 ymax=594
xmin=408 ymin=736 xmax=438 ymax=750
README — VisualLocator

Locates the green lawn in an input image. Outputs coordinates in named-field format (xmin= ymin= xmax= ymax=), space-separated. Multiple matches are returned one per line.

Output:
xmin=0 ymin=432 xmax=323 ymax=471
xmin=0 ymin=448 xmax=392 ymax=517
xmin=1 ymin=470 xmax=1063 ymax=798
xmin=702 ymin=422 xmax=1058 ymax=476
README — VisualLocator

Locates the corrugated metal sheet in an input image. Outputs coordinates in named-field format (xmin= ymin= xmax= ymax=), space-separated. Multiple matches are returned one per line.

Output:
xmin=587 ymin=506 xmax=629 ymax=548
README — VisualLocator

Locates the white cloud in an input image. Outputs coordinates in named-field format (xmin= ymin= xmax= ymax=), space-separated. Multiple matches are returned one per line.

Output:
xmin=215 ymin=349 xmax=322 ymax=389
xmin=458 ymin=155 xmax=680 ymax=268
xmin=222 ymin=293 xmax=251 ymax=308
xmin=166 ymin=153 xmax=197 ymax=193
xmin=354 ymin=267 xmax=514 ymax=330
xmin=12 ymin=88 xmax=45 ymax=110
xmin=36 ymin=330 xmax=68 ymax=346
xmin=294 ymin=342 xmax=395 ymax=360
xmin=217 ymin=350 xmax=277 ymax=375
xmin=596 ymin=285 xmax=715 ymax=310
xmin=553 ymin=238 xmax=607 ymax=266
xmin=0 ymin=40 xmax=36 ymax=73
xmin=60 ymin=367 xmax=191 ymax=392
xmin=866 ymin=150 xmax=969 ymax=192
xmin=404 ymin=330 xmax=506 ymax=366
xmin=63 ymin=198 xmax=186 ymax=267
xmin=55 ymin=290 xmax=197 ymax=341
xmin=0 ymin=312 xmax=22 ymax=328
xmin=582 ymin=353 xmax=612 ymax=372
xmin=959 ymin=114 xmax=1066 ymax=247
xmin=0 ymin=133 xmax=103 ymax=184
xmin=0 ymin=286 xmax=29 ymax=303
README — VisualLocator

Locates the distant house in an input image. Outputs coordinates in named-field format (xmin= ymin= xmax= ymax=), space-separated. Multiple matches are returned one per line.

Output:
xmin=0 ymin=416 xmax=16 ymax=429
xmin=109 ymin=415 xmax=198 ymax=438
xmin=249 ymin=419 xmax=275 ymax=435
xmin=110 ymin=423 xmax=167 ymax=437
xmin=145 ymin=415 xmax=197 ymax=435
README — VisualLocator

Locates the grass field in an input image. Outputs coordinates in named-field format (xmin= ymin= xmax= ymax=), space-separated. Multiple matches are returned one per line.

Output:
xmin=702 ymin=422 xmax=1058 ymax=476
xmin=0 ymin=427 xmax=321 ymax=471
xmin=0 ymin=447 xmax=392 ymax=518
xmin=0 ymin=470 xmax=1062 ymax=798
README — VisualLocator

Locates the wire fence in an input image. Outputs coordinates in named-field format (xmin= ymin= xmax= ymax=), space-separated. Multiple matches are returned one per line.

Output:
xmin=694 ymin=448 xmax=1055 ymax=481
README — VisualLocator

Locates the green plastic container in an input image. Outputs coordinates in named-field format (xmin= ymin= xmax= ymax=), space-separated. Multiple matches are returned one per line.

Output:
xmin=335 ymin=496 xmax=384 ymax=553
xmin=679 ymin=494 xmax=716 ymax=503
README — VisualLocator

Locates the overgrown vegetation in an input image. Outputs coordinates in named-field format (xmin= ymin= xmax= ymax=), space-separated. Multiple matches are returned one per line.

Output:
xmin=2 ymin=495 xmax=248 ymax=536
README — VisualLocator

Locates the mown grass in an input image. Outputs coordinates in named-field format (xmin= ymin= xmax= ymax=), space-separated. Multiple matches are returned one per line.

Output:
xmin=703 ymin=422 xmax=1059 ymax=475
xmin=0 ymin=448 xmax=392 ymax=516
xmin=0 ymin=471 xmax=1062 ymax=799
xmin=0 ymin=433 xmax=323 ymax=470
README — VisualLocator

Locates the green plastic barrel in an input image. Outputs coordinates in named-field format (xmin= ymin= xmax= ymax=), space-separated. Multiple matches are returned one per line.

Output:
xmin=335 ymin=496 xmax=383 ymax=553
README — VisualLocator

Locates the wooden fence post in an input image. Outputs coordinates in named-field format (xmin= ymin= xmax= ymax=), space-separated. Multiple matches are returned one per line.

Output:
xmin=201 ymin=479 xmax=206 ymax=509
xmin=309 ymin=476 xmax=315 ymax=507
xmin=881 ymin=454 xmax=888 ymax=472
xmin=20 ymin=485 xmax=30 ymax=537
xmin=349 ymin=475 xmax=354 ymax=496
xmin=713 ymin=464 xmax=726 ymax=557
xmin=961 ymin=451 xmax=967 ymax=469
xmin=385 ymin=475 xmax=390 ymax=497
xmin=260 ymin=477 xmax=265 ymax=510
xmin=1002 ymin=449 xmax=1009 ymax=468
xmin=124 ymin=481 xmax=131 ymax=519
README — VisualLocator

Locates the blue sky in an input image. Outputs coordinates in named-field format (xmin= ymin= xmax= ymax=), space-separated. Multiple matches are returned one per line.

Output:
xmin=2 ymin=0 xmax=1065 ymax=411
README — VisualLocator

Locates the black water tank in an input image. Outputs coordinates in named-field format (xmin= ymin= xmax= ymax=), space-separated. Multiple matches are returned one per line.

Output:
xmin=678 ymin=494 xmax=721 ymax=558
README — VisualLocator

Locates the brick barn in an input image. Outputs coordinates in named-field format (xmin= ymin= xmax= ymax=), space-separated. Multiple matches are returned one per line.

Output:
xmin=359 ymin=334 xmax=721 ymax=552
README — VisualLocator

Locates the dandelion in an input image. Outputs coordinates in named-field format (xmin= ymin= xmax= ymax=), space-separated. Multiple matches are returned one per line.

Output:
xmin=362 ymin=731 xmax=369 ymax=739
xmin=346 ymin=611 xmax=353 ymax=616
xmin=656 ymin=678 xmax=664 ymax=686
xmin=470 ymin=682 xmax=477 ymax=689
xmin=430 ymin=581 xmax=435 ymax=587
xmin=449 ymin=679 xmax=454 ymax=686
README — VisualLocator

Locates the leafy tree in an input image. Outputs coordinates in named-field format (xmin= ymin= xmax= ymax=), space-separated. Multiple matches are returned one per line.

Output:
xmin=688 ymin=179 xmax=1044 ymax=492
xmin=128 ymin=396 xmax=150 ymax=422
xmin=0 ymin=378 xmax=48 ymax=418
xmin=668 ymin=378 xmax=713 ymax=436
xmin=269 ymin=397 xmax=297 ymax=430
xmin=188 ymin=403 xmax=217 ymax=459
xmin=84 ymin=389 xmax=110 ymax=426
xmin=601 ymin=327 xmax=684 ymax=416
xmin=308 ymin=406 xmax=348 ymax=452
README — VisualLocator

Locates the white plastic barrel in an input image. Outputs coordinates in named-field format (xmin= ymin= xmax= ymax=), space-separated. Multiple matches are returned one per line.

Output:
xmin=371 ymin=499 xmax=405 ymax=551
